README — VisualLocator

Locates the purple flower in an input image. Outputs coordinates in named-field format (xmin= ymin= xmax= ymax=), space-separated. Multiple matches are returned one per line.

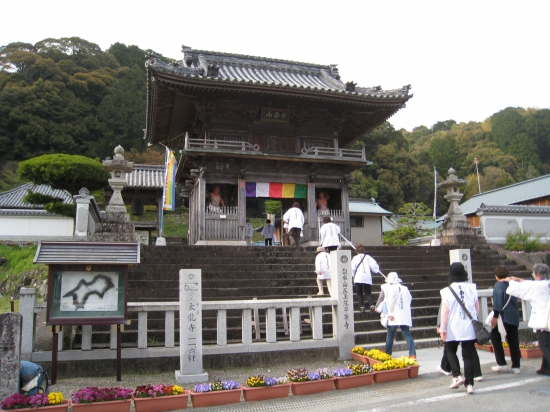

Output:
xmin=333 ymin=368 xmax=353 ymax=377
xmin=308 ymin=372 xmax=321 ymax=381
xmin=193 ymin=383 xmax=211 ymax=393
xmin=221 ymin=380 xmax=240 ymax=390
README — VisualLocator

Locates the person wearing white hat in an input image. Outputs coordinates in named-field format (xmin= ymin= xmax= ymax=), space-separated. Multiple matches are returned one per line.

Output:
xmin=382 ymin=272 xmax=416 ymax=358
xmin=314 ymin=246 xmax=332 ymax=296
xmin=351 ymin=245 xmax=380 ymax=314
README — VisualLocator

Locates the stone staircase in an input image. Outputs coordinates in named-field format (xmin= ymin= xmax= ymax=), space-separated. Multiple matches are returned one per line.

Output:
xmin=73 ymin=244 xmax=530 ymax=349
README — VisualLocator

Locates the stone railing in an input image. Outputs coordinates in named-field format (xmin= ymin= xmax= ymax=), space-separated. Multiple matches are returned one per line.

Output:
xmin=20 ymin=251 xmax=355 ymax=363
xmin=477 ymin=288 xmax=530 ymax=329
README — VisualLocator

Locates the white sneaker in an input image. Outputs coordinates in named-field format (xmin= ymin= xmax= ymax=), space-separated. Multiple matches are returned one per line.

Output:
xmin=466 ymin=385 xmax=474 ymax=394
xmin=437 ymin=365 xmax=452 ymax=376
xmin=511 ymin=368 xmax=521 ymax=374
xmin=474 ymin=376 xmax=483 ymax=382
xmin=450 ymin=375 xmax=465 ymax=389
xmin=491 ymin=365 xmax=510 ymax=372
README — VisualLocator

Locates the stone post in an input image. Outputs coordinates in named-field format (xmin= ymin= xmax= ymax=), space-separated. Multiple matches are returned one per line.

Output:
xmin=175 ymin=269 xmax=209 ymax=384
xmin=449 ymin=249 xmax=473 ymax=282
xmin=331 ymin=249 xmax=354 ymax=359
xmin=0 ymin=313 xmax=22 ymax=399
xmin=73 ymin=188 xmax=100 ymax=239
xmin=103 ymin=145 xmax=133 ymax=214
xmin=19 ymin=287 xmax=36 ymax=358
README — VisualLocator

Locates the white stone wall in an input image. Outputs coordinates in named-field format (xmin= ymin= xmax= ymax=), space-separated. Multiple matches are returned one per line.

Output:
xmin=0 ymin=215 xmax=74 ymax=241
xmin=479 ymin=214 xmax=550 ymax=244
xmin=350 ymin=216 xmax=384 ymax=246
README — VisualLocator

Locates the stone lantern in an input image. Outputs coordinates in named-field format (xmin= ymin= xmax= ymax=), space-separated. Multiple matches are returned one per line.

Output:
xmin=437 ymin=167 xmax=480 ymax=245
xmin=103 ymin=145 xmax=134 ymax=213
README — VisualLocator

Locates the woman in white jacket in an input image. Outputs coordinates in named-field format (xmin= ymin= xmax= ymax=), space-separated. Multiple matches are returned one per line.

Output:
xmin=507 ymin=263 xmax=550 ymax=376
xmin=439 ymin=262 xmax=479 ymax=395
xmin=314 ymin=246 xmax=332 ymax=296
xmin=382 ymin=272 xmax=416 ymax=358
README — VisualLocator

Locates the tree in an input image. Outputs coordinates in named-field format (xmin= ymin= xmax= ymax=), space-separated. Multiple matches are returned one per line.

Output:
xmin=17 ymin=154 xmax=109 ymax=217
xmin=383 ymin=202 xmax=433 ymax=245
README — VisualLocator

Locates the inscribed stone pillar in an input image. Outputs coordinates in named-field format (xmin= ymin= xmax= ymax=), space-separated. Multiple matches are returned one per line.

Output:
xmin=449 ymin=249 xmax=472 ymax=282
xmin=175 ymin=269 xmax=209 ymax=384
xmin=330 ymin=250 xmax=354 ymax=359
xmin=0 ymin=313 xmax=22 ymax=400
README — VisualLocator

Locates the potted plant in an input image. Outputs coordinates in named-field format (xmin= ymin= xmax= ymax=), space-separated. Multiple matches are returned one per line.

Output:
xmin=519 ymin=341 xmax=543 ymax=358
xmin=372 ymin=358 xmax=410 ymax=383
xmin=364 ymin=349 xmax=392 ymax=366
xmin=132 ymin=384 xmax=188 ymax=412
xmin=287 ymin=368 xmax=335 ymax=396
xmin=70 ymin=387 xmax=133 ymax=412
xmin=350 ymin=346 xmax=369 ymax=364
xmin=189 ymin=380 xmax=241 ymax=408
xmin=242 ymin=375 xmax=290 ymax=402
xmin=1 ymin=392 xmax=67 ymax=412
xmin=396 ymin=356 xmax=420 ymax=378
xmin=333 ymin=364 xmax=374 ymax=390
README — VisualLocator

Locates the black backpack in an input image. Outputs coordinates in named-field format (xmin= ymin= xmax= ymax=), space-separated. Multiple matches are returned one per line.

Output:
xmin=20 ymin=361 xmax=49 ymax=395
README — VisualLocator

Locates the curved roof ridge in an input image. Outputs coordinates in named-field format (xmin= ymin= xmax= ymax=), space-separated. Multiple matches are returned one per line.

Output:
xmin=183 ymin=47 xmax=330 ymax=70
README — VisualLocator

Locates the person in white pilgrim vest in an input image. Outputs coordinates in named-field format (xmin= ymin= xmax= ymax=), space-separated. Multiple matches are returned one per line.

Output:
xmin=381 ymin=272 xmax=416 ymax=358
xmin=314 ymin=246 xmax=332 ymax=296
xmin=283 ymin=202 xmax=304 ymax=250
xmin=319 ymin=215 xmax=340 ymax=252
xmin=506 ymin=263 xmax=550 ymax=376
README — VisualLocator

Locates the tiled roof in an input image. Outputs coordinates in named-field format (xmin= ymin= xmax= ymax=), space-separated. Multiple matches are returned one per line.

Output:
xmin=34 ymin=241 xmax=140 ymax=264
xmin=349 ymin=199 xmax=393 ymax=215
xmin=0 ymin=183 xmax=73 ymax=209
xmin=147 ymin=50 xmax=411 ymax=101
xmin=126 ymin=164 xmax=164 ymax=189
xmin=0 ymin=208 xmax=56 ymax=216
xmin=460 ymin=174 xmax=550 ymax=215
xmin=476 ymin=204 xmax=550 ymax=215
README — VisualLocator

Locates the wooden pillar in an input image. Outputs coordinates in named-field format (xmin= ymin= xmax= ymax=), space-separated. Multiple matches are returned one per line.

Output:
xmin=307 ymin=183 xmax=316 ymax=235
xmin=238 ymin=180 xmax=246 ymax=227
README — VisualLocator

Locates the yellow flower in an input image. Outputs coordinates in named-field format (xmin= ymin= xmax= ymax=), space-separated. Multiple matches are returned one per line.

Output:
xmin=171 ymin=385 xmax=183 ymax=395
xmin=351 ymin=346 xmax=365 ymax=355
xmin=48 ymin=392 xmax=64 ymax=405
xmin=366 ymin=349 xmax=392 ymax=361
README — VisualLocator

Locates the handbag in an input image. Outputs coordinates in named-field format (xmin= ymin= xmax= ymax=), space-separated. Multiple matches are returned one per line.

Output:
xmin=448 ymin=286 xmax=491 ymax=345
xmin=485 ymin=294 xmax=511 ymax=339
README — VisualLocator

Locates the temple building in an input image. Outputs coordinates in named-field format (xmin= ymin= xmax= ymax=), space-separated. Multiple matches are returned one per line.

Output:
xmin=145 ymin=46 xmax=411 ymax=245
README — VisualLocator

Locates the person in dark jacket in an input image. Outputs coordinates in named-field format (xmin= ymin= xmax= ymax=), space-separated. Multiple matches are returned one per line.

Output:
xmin=488 ymin=265 xmax=521 ymax=374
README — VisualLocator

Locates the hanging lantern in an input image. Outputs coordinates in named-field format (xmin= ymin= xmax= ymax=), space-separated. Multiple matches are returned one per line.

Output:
xmin=130 ymin=198 xmax=144 ymax=216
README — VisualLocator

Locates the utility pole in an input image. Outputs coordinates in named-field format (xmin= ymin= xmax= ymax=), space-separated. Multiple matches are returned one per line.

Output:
xmin=474 ymin=157 xmax=482 ymax=194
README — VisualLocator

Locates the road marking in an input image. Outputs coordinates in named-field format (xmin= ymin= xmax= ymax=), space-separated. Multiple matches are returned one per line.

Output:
xmin=362 ymin=377 xmax=546 ymax=411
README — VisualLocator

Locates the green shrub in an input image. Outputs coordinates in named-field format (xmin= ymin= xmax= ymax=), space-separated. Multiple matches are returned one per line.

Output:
xmin=504 ymin=230 xmax=547 ymax=253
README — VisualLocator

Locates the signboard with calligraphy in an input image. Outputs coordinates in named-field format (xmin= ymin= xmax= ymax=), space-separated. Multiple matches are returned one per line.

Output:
xmin=260 ymin=107 xmax=290 ymax=123
xmin=47 ymin=267 xmax=127 ymax=326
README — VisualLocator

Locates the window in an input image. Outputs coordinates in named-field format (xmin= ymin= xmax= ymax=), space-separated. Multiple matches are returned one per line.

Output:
xmin=350 ymin=216 xmax=363 ymax=227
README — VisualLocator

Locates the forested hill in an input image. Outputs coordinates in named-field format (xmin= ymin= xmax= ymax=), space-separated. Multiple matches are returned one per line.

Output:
xmin=1 ymin=37 xmax=549 ymax=214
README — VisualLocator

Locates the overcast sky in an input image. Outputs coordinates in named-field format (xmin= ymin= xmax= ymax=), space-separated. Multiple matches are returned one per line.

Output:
xmin=3 ymin=0 xmax=549 ymax=131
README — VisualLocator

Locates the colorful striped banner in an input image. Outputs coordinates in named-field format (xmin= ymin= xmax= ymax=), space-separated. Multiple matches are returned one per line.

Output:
xmin=162 ymin=148 xmax=177 ymax=211
xmin=246 ymin=182 xmax=307 ymax=198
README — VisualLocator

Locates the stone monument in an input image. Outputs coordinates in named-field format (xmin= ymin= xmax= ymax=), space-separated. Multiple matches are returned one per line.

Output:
xmin=437 ymin=168 xmax=480 ymax=245
xmin=0 ymin=313 xmax=22 ymax=400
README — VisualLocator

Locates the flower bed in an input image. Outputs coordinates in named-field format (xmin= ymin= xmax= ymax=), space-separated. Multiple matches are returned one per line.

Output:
xmin=132 ymin=384 xmax=187 ymax=412
xmin=333 ymin=364 xmax=374 ymax=390
xmin=70 ymin=387 xmax=132 ymax=412
xmin=189 ymin=380 xmax=241 ymax=408
xmin=1 ymin=393 xmax=67 ymax=412
xmin=242 ymin=375 xmax=290 ymax=401
xmin=287 ymin=368 xmax=335 ymax=396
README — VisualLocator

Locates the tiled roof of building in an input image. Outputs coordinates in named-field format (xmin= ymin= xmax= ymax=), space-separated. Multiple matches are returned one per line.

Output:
xmin=476 ymin=204 xmax=550 ymax=215
xmin=145 ymin=46 xmax=412 ymax=149
xmin=0 ymin=183 xmax=73 ymax=209
xmin=459 ymin=173 xmax=550 ymax=215
xmin=0 ymin=208 xmax=54 ymax=216
xmin=349 ymin=199 xmax=393 ymax=216
xmin=147 ymin=49 xmax=411 ymax=101
xmin=126 ymin=164 xmax=164 ymax=189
